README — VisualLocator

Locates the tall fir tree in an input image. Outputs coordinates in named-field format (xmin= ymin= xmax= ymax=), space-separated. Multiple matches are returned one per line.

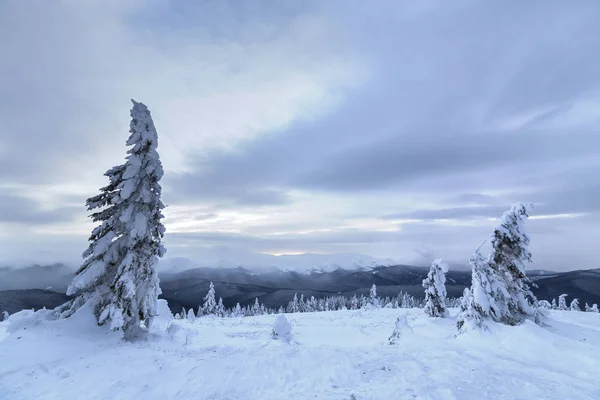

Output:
xmin=59 ymin=100 xmax=165 ymax=340
xmin=422 ymin=258 xmax=449 ymax=317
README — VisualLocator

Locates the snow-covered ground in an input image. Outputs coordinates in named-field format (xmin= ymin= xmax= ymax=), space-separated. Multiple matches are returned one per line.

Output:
xmin=1 ymin=305 xmax=599 ymax=400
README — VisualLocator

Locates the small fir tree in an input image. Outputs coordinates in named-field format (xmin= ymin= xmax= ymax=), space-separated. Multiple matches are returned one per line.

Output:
xmin=289 ymin=293 xmax=299 ymax=313
xmin=369 ymin=284 xmax=380 ymax=307
xmin=252 ymin=298 xmax=261 ymax=315
xmin=422 ymin=259 xmax=450 ymax=318
xmin=457 ymin=247 xmax=496 ymax=331
xmin=234 ymin=303 xmax=242 ymax=317
xmin=570 ymin=298 xmax=580 ymax=311
xmin=203 ymin=282 xmax=217 ymax=315
xmin=538 ymin=300 xmax=552 ymax=309
xmin=216 ymin=297 xmax=225 ymax=317
xmin=558 ymin=294 xmax=568 ymax=310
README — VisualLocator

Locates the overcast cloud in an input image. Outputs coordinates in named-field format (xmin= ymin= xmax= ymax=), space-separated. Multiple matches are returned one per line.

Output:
xmin=1 ymin=0 xmax=599 ymax=271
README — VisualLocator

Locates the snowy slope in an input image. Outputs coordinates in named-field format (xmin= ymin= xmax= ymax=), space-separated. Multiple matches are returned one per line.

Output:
xmin=1 ymin=306 xmax=599 ymax=400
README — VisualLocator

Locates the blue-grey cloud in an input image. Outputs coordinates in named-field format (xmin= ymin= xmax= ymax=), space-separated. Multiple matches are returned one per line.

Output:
xmin=1 ymin=0 xmax=599 ymax=272
xmin=0 ymin=192 xmax=82 ymax=225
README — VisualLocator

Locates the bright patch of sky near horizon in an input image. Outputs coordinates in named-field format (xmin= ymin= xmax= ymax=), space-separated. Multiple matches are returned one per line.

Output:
xmin=1 ymin=0 xmax=599 ymax=271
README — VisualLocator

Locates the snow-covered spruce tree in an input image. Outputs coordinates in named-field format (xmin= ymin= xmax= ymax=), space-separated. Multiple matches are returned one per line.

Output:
xmin=488 ymin=203 xmax=538 ymax=325
xmin=591 ymin=304 xmax=599 ymax=313
xmin=59 ymin=100 xmax=165 ymax=340
xmin=252 ymin=298 xmax=261 ymax=315
xmin=203 ymin=282 xmax=217 ymax=315
xmin=422 ymin=259 xmax=449 ymax=318
xmin=456 ymin=249 xmax=496 ymax=332
xmin=458 ymin=204 xmax=541 ymax=332
xmin=570 ymin=298 xmax=580 ymax=312
xmin=216 ymin=298 xmax=225 ymax=317
xmin=1 ymin=311 xmax=8 ymax=321
xmin=551 ymin=298 xmax=557 ymax=309
xmin=538 ymin=300 xmax=552 ymax=310
xmin=289 ymin=293 xmax=299 ymax=313
xmin=234 ymin=303 xmax=242 ymax=317
xmin=558 ymin=294 xmax=568 ymax=310
xmin=369 ymin=284 xmax=380 ymax=307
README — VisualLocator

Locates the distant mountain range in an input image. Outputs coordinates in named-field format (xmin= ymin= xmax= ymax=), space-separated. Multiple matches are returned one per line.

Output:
xmin=1 ymin=259 xmax=599 ymax=316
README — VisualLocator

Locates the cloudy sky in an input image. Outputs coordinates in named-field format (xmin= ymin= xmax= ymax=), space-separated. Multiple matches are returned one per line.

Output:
xmin=1 ymin=0 xmax=599 ymax=271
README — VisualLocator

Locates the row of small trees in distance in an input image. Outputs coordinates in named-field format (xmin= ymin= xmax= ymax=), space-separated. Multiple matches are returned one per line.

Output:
xmin=174 ymin=281 xmax=464 ymax=320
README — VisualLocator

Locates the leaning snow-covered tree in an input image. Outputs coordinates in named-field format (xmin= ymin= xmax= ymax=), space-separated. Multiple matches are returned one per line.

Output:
xmin=57 ymin=100 xmax=166 ymax=340
xmin=570 ymin=298 xmax=580 ymax=312
xmin=422 ymin=259 xmax=449 ymax=318
xmin=558 ymin=293 xmax=569 ymax=310
xmin=488 ymin=203 xmax=538 ymax=325
xmin=458 ymin=203 xmax=540 ymax=332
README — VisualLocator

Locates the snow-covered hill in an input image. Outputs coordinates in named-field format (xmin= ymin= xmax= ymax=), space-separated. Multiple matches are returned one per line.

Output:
xmin=1 ymin=306 xmax=599 ymax=399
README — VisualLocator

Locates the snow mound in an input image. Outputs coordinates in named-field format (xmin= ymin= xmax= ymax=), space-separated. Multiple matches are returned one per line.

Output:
xmin=271 ymin=314 xmax=293 ymax=343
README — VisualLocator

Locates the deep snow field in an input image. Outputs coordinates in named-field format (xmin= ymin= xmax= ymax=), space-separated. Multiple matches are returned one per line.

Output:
xmin=1 ymin=304 xmax=599 ymax=400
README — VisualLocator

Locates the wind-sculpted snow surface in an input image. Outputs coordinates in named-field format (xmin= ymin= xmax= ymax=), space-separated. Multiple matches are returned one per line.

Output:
xmin=1 ymin=307 xmax=599 ymax=399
